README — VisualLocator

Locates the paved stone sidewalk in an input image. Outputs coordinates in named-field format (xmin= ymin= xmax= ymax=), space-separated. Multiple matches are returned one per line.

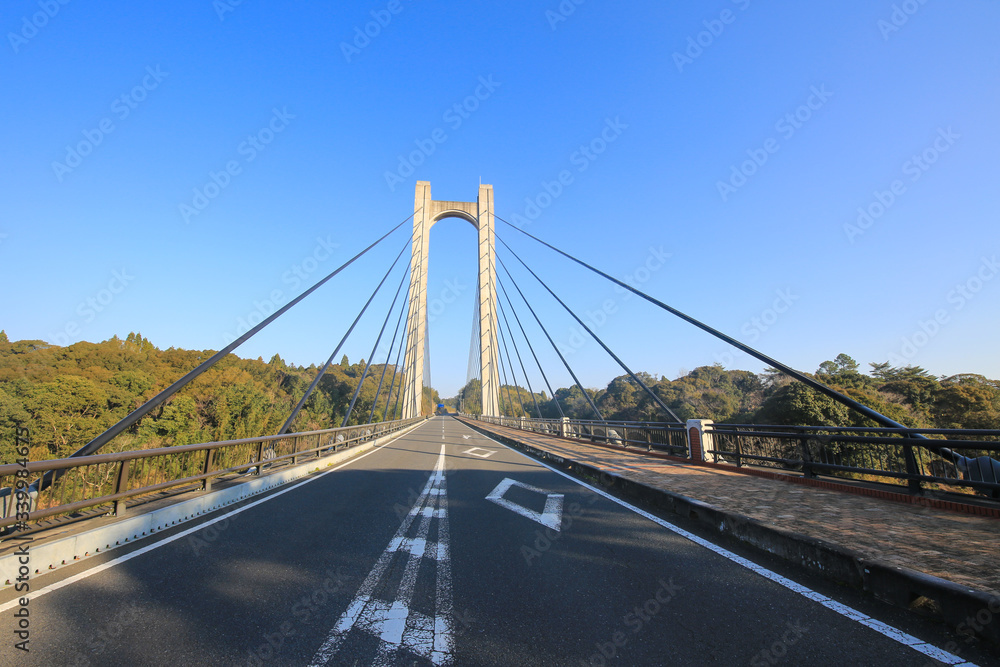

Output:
xmin=464 ymin=419 xmax=1000 ymax=598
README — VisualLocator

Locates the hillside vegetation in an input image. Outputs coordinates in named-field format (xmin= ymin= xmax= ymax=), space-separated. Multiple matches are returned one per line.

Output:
xmin=1 ymin=330 xmax=995 ymax=466
xmin=451 ymin=353 xmax=1000 ymax=430
xmin=0 ymin=331 xmax=439 ymax=463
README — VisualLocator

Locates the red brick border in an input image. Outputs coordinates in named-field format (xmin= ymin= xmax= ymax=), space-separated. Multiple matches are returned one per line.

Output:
xmin=692 ymin=461 xmax=1000 ymax=519
xmin=688 ymin=427 xmax=702 ymax=462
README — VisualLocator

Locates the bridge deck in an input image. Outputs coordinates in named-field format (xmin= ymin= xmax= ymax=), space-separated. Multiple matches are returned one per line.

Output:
xmin=3 ymin=417 xmax=996 ymax=663
xmin=458 ymin=417 xmax=1000 ymax=599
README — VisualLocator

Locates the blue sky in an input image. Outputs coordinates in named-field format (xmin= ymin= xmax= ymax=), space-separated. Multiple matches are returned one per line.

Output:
xmin=2 ymin=0 xmax=998 ymax=398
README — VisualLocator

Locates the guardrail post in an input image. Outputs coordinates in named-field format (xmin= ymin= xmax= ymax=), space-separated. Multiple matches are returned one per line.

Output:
xmin=255 ymin=440 xmax=266 ymax=475
xmin=636 ymin=426 xmax=651 ymax=453
xmin=902 ymin=432 xmax=922 ymax=494
xmin=686 ymin=419 xmax=714 ymax=462
xmin=799 ymin=434 xmax=816 ymax=479
xmin=292 ymin=436 xmax=301 ymax=465
xmin=113 ymin=460 xmax=131 ymax=516
xmin=202 ymin=449 xmax=214 ymax=492
xmin=560 ymin=417 xmax=569 ymax=438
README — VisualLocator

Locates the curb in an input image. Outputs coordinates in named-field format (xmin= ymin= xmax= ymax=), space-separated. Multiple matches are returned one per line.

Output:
xmin=464 ymin=420 xmax=1000 ymax=650
xmin=1 ymin=420 xmax=427 ymax=588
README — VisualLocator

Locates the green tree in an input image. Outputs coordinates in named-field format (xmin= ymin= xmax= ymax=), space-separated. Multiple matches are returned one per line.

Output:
xmin=455 ymin=378 xmax=483 ymax=415
xmin=0 ymin=386 xmax=31 ymax=463
xmin=754 ymin=382 xmax=851 ymax=426
xmin=934 ymin=375 xmax=1000 ymax=429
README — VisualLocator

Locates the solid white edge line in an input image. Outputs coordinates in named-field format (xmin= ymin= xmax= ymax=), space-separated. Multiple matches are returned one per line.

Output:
xmin=0 ymin=422 xmax=434 ymax=615
xmin=465 ymin=425 xmax=976 ymax=667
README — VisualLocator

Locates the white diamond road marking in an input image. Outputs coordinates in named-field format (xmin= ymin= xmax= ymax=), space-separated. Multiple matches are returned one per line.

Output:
xmin=462 ymin=446 xmax=496 ymax=458
xmin=309 ymin=444 xmax=453 ymax=666
xmin=486 ymin=477 xmax=564 ymax=531
xmin=471 ymin=428 xmax=978 ymax=667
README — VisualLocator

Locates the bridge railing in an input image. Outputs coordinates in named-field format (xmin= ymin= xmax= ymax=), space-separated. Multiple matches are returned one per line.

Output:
xmin=705 ymin=424 xmax=1000 ymax=497
xmin=464 ymin=414 xmax=689 ymax=457
xmin=0 ymin=416 xmax=425 ymax=535
xmin=460 ymin=413 xmax=1000 ymax=499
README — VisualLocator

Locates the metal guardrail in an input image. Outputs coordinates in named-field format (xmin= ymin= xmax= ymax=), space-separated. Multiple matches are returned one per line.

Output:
xmin=0 ymin=416 xmax=425 ymax=534
xmin=464 ymin=414 xmax=689 ymax=457
xmin=461 ymin=413 xmax=1000 ymax=499
xmin=705 ymin=424 xmax=1000 ymax=497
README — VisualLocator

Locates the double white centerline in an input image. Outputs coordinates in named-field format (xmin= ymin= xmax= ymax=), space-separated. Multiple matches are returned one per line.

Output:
xmin=309 ymin=444 xmax=454 ymax=666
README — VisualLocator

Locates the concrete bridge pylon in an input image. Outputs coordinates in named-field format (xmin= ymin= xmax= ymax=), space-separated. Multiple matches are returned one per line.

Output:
xmin=402 ymin=181 xmax=500 ymax=417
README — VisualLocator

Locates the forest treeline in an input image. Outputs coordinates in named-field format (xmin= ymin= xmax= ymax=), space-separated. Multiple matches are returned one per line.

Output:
xmin=0 ymin=332 xmax=439 ymax=463
xmin=2 ymin=331 xmax=996 ymax=464
xmin=450 ymin=353 xmax=1000 ymax=430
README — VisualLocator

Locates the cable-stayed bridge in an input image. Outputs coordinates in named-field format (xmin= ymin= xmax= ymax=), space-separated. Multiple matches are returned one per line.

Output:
xmin=1 ymin=182 xmax=998 ymax=666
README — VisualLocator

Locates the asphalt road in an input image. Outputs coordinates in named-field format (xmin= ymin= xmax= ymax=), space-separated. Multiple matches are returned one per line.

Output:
xmin=0 ymin=417 xmax=990 ymax=665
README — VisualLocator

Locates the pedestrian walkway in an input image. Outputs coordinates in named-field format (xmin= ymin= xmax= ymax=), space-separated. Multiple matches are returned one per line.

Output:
xmin=459 ymin=418 xmax=1000 ymax=599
